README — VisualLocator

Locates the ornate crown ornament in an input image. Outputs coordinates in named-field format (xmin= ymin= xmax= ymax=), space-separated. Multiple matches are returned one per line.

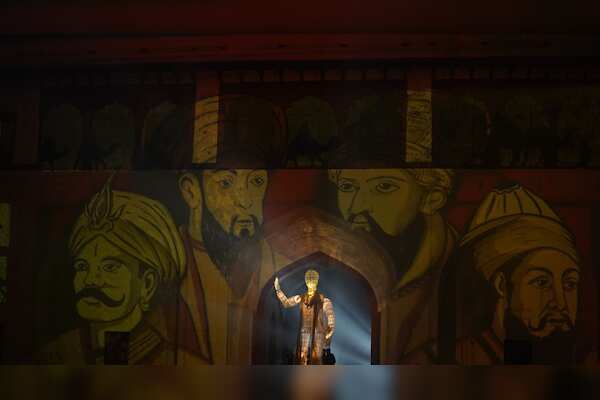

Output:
xmin=84 ymin=176 xmax=125 ymax=232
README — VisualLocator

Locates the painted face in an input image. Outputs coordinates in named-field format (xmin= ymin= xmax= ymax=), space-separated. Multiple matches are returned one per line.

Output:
xmin=202 ymin=169 xmax=268 ymax=239
xmin=73 ymin=237 xmax=142 ymax=323
xmin=508 ymin=249 xmax=580 ymax=338
xmin=335 ymin=169 xmax=424 ymax=236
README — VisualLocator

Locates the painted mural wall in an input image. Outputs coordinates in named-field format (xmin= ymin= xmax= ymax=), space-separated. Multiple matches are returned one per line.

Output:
xmin=0 ymin=66 xmax=599 ymax=365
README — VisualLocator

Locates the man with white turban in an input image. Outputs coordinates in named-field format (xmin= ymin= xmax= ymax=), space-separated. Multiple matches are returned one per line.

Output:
xmin=407 ymin=183 xmax=582 ymax=364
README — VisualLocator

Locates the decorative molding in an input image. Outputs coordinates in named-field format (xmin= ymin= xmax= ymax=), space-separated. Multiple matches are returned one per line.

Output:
xmin=406 ymin=68 xmax=432 ymax=163
xmin=193 ymin=70 xmax=219 ymax=164
xmin=1 ymin=34 xmax=599 ymax=66
xmin=433 ymin=64 xmax=600 ymax=81
xmin=41 ymin=71 xmax=195 ymax=88
xmin=219 ymin=66 xmax=406 ymax=85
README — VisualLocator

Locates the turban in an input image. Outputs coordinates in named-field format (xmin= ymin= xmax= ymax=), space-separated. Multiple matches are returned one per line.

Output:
xmin=460 ymin=183 xmax=579 ymax=281
xmin=69 ymin=180 xmax=186 ymax=283
xmin=328 ymin=138 xmax=453 ymax=194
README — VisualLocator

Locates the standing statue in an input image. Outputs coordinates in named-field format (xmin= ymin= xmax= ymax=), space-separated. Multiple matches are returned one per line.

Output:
xmin=274 ymin=269 xmax=336 ymax=365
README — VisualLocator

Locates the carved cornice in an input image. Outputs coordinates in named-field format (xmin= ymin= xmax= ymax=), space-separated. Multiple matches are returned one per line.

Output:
xmin=1 ymin=34 xmax=599 ymax=67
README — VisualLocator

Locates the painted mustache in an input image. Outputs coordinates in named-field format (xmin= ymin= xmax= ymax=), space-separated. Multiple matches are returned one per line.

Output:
xmin=348 ymin=212 xmax=376 ymax=229
xmin=75 ymin=287 xmax=126 ymax=308
xmin=529 ymin=312 xmax=574 ymax=333
xmin=229 ymin=215 xmax=259 ymax=238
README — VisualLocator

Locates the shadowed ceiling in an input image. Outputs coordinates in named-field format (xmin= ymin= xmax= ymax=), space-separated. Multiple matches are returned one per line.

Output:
xmin=1 ymin=0 xmax=600 ymax=35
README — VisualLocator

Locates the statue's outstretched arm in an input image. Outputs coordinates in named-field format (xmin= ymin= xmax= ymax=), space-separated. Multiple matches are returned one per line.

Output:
xmin=274 ymin=277 xmax=301 ymax=308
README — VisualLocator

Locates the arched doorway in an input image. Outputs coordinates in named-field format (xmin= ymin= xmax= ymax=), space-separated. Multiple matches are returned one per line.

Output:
xmin=255 ymin=206 xmax=396 ymax=363
xmin=252 ymin=251 xmax=379 ymax=364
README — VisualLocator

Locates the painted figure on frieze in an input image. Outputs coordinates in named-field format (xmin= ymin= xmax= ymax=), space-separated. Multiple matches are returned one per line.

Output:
xmin=176 ymin=96 xmax=288 ymax=365
xmin=455 ymin=183 xmax=581 ymax=364
xmin=178 ymin=167 xmax=289 ymax=364
xmin=329 ymin=163 xmax=456 ymax=362
xmin=274 ymin=270 xmax=336 ymax=365
xmin=411 ymin=183 xmax=583 ymax=364
xmin=39 ymin=104 xmax=83 ymax=170
xmin=432 ymin=94 xmax=493 ymax=167
xmin=78 ymin=104 xmax=136 ymax=169
xmin=39 ymin=178 xmax=187 ymax=364
xmin=329 ymin=109 xmax=457 ymax=362
xmin=285 ymin=97 xmax=340 ymax=167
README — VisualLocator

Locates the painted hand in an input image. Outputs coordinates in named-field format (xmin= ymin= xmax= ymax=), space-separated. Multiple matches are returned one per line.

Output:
xmin=274 ymin=277 xmax=280 ymax=291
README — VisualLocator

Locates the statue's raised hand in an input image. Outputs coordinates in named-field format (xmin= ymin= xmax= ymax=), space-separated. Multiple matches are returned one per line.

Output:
xmin=274 ymin=277 xmax=281 ymax=291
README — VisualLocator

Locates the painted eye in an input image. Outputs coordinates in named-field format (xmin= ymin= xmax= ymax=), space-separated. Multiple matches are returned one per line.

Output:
xmin=218 ymin=179 xmax=233 ymax=189
xmin=375 ymin=182 xmax=399 ymax=193
xmin=250 ymin=176 xmax=265 ymax=187
xmin=337 ymin=181 xmax=356 ymax=192
xmin=564 ymin=280 xmax=579 ymax=291
xmin=102 ymin=262 xmax=121 ymax=273
xmin=531 ymin=277 xmax=551 ymax=289
xmin=74 ymin=261 xmax=88 ymax=272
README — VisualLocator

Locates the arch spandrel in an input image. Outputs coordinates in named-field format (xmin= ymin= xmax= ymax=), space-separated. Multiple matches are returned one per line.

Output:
xmin=264 ymin=206 xmax=395 ymax=310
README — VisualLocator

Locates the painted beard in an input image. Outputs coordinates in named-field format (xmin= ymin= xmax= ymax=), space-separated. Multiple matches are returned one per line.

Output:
xmin=348 ymin=211 xmax=424 ymax=282
xmin=504 ymin=311 xmax=576 ymax=364
xmin=201 ymin=205 xmax=263 ymax=297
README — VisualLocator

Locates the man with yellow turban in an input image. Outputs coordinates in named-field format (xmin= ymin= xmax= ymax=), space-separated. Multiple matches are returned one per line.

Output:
xmin=40 ymin=177 xmax=187 ymax=364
